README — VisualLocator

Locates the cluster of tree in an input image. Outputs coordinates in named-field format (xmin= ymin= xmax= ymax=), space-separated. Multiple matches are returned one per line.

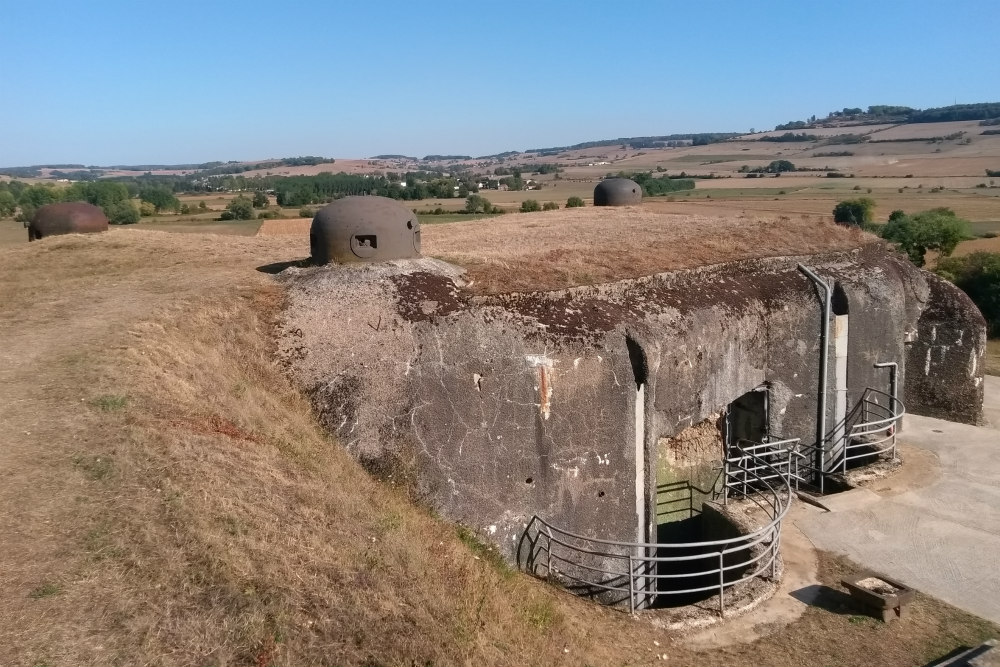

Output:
xmin=138 ymin=186 xmax=181 ymax=213
xmin=773 ymin=119 xmax=813 ymax=131
xmin=566 ymin=196 xmax=585 ymax=208
xmin=0 ymin=163 xmax=89 ymax=178
xmin=370 ymin=154 xmax=417 ymax=160
xmin=758 ymin=133 xmax=818 ymax=143
xmin=476 ymin=150 xmax=521 ymax=160
xmin=532 ymin=164 xmax=562 ymax=175
xmin=463 ymin=195 xmax=502 ymax=214
xmin=198 ymin=156 xmax=335 ymax=176
xmin=1 ymin=180 xmax=141 ymax=224
xmin=986 ymin=169 xmax=1000 ymax=178
xmin=774 ymin=102 xmax=1000 ymax=131
xmin=623 ymin=172 xmax=696 ymax=196
xmin=219 ymin=196 xmax=255 ymax=220
xmin=936 ymin=252 xmax=1000 ymax=336
xmin=270 ymin=171 xmax=479 ymax=206
xmin=517 ymin=200 xmax=560 ymax=213
xmin=813 ymin=151 xmax=855 ymax=157
xmin=422 ymin=155 xmax=471 ymax=162
xmin=880 ymin=208 xmax=970 ymax=267
xmin=832 ymin=198 xmax=876 ymax=226
xmin=49 ymin=169 xmax=104 ymax=181
xmin=526 ymin=133 xmax=739 ymax=154
xmin=740 ymin=160 xmax=797 ymax=175
xmin=980 ymin=119 xmax=1000 ymax=126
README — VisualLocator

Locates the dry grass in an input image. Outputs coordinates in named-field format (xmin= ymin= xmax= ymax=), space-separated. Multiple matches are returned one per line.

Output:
xmin=257 ymin=217 xmax=313 ymax=236
xmin=0 ymin=230 xmax=996 ymax=666
xmin=986 ymin=339 xmax=1000 ymax=376
xmin=423 ymin=207 xmax=874 ymax=294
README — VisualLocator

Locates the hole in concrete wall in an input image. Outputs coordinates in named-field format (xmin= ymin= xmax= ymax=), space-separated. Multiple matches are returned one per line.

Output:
xmin=597 ymin=490 xmax=605 ymax=498
xmin=406 ymin=219 xmax=413 ymax=229
xmin=625 ymin=334 xmax=648 ymax=388
xmin=832 ymin=281 xmax=849 ymax=316
xmin=525 ymin=477 xmax=533 ymax=485
xmin=355 ymin=234 xmax=378 ymax=249
xmin=652 ymin=415 xmax=749 ymax=607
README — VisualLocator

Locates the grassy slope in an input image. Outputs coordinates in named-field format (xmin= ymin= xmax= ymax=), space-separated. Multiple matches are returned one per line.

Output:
xmin=0 ymin=230 xmax=995 ymax=666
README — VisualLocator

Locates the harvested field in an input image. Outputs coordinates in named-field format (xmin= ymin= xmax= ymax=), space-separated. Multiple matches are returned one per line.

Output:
xmin=256 ymin=217 xmax=313 ymax=236
xmin=422 ymin=207 xmax=874 ymax=294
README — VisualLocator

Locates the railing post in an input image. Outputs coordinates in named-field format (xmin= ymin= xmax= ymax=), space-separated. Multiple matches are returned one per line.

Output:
xmin=718 ymin=551 xmax=726 ymax=618
xmin=544 ymin=526 xmax=553 ymax=579
xmin=771 ymin=527 xmax=779 ymax=579
xmin=628 ymin=554 xmax=636 ymax=614
xmin=874 ymin=362 xmax=899 ymax=458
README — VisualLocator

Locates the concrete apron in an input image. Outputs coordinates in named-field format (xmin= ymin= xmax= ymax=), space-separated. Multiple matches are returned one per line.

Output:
xmin=796 ymin=384 xmax=1000 ymax=624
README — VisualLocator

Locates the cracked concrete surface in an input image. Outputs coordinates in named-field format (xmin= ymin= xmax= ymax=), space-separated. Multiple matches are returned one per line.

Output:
xmin=797 ymin=377 xmax=1000 ymax=623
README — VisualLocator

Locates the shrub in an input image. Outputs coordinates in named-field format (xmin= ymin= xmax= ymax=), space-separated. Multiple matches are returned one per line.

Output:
xmin=832 ymin=198 xmax=876 ymax=226
xmin=936 ymin=252 xmax=1000 ymax=335
xmin=520 ymin=200 xmax=541 ymax=213
xmin=298 ymin=207 xmax=313 ymax=218
xmin=139 ymin=201 xmax=156 ymax=217
xmin=881 ymin=207 xmax=971 ymax=266
xmin=225 ymin=196 xmax=255 ymax=220
xmin=566 ymin=196 xmax=585 ymax=208
xmin=106 ymin=199 xmax=140 ymax=225
xmin=464 ymin=194 xmax=493 ymax=214
xmin=542 ymin=202 xmax=559 ymax=211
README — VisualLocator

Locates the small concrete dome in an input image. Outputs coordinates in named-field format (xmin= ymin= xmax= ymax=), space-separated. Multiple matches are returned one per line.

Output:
xmin=29 ymin=202 xmax=109 ymax=241
xmin=310 ymin=196 xmax=421 ymax=264
xmin=594 ymin=178 xmax=642 ymax=206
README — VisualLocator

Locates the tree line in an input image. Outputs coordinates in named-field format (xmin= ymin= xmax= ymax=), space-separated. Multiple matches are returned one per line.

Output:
xmin=833 ymin=197 xmax=999 ymax=335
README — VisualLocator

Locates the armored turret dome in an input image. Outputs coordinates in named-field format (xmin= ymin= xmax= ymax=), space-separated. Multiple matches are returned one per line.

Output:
xmin=594 ymin=178 xmax=642 ymax=206
xmin=310 ymin=196 xmax=421 ymax=264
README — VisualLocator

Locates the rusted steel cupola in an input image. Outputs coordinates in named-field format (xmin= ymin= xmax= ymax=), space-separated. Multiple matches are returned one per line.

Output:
xmin=310 ymin=196 xmax=422 ymax=264
xmin=594 ymin=178 xmax=642 ymax=206
xmin=28 ymin=202 xmax=109 ymax=241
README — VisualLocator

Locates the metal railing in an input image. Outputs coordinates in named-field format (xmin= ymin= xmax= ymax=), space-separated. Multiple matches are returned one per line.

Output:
xmin=836 ymin=387 xmax=904 ymax=473
xmin=723 ymin=437 xmax=801 ymax=499
xmin=520 ymin=444 xmax=793 ymax=616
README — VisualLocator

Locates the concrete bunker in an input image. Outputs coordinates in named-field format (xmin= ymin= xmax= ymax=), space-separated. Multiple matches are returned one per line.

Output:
xmin=28 ymin=202 xmax=109 ymax=242
xmin=594 ymin=178 xmax=642 ymax=206
xmin=310 ymin=195 xmax=421 ymax=264
xmin=277 ymin=210 xmax=986 ymax=617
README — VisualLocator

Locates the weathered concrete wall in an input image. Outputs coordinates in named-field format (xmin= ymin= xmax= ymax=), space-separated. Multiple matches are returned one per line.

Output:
xmin=905 ymin=272 xmax=987 ymax=425
xmin=276 ymin=243 xmax=986 ymax=568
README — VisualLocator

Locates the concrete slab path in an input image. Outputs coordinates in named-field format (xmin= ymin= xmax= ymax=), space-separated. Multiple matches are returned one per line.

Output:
xmin=797 ymin=377 xmax=1000 ymax=623
xmin=985 ymin=375 xmax=999 ymax=431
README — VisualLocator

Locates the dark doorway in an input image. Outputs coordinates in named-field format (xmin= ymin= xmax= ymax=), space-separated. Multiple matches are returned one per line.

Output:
xmin=725 ymin=386 xmax=769 ymax=447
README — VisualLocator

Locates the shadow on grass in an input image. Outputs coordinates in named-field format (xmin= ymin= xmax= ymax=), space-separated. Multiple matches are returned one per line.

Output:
xmin=789 ymin=584 xmax=858 ymax=615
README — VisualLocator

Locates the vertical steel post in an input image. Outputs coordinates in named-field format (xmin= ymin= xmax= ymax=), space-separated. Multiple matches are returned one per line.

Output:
xmin=799 ymin=265 xmax=831 ymax=494
xmin=544 ymin=526 xmax=553 ymax=578
xmin=875 ymin=362 xmax=899 ymax=458
xmin=628 ymin=554 xmax=636 ymax=614
xmin=719 ymin=551 xmax=726 ymax=617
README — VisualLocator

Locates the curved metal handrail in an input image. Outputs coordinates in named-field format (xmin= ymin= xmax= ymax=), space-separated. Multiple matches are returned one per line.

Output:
xmin=521 ymin=443 xmax=794 ymax=615
xmin=841 ymin=388 xmax=905 ymax=470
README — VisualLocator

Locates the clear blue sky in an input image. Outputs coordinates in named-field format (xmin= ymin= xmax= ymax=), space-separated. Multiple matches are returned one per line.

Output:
xmin=1 ymin=0 xmax=997 ymax=166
